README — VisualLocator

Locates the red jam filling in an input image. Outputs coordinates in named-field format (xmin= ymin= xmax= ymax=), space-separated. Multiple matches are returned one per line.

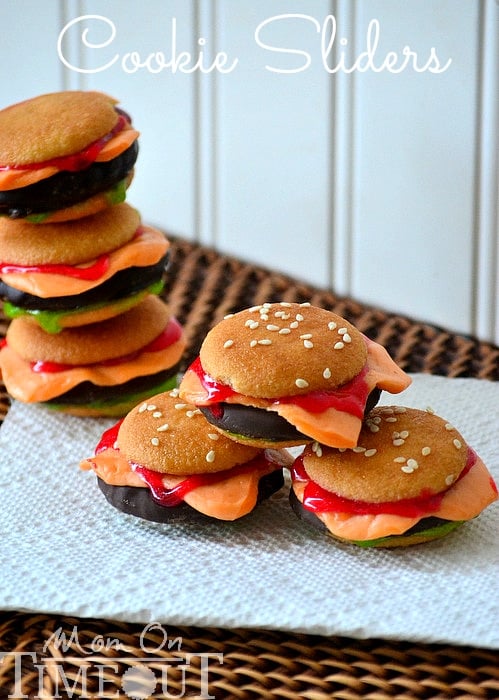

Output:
xmin=190 ymin=356 xmax=370 ymax=418
xmin=292 ymin=448 xmax=477 ymax=517
xmin=0 ymin=112 xmax=130 ymax=173
xmin=93 ymin=419 xmax=274 ymax=508
xmin=29 ymin=317 xmax=183 ymax=373
xmin=0 ymin=227 xmax=144 ymax=280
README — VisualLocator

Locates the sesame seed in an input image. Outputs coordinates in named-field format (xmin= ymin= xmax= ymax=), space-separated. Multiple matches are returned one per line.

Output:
xmin=223 ymin=313 xmax=234 ymax=319
xmin=296 ymin=314 xmax=304 ymax=321
xmin=338 ymin=327 xmax=348 ymax=335
xmin=223 ymin=339 xmax=234 ymax=348
xmin=394 ymin=407 xmax=407 ymax=413
xmin=343 ymin=333 xmax=352 ymax=343
xmin=174 ymin=403 xmax=187 ymax=410
xmin=169 ymin=388 xmax=180 ymax=398
xmin=208 ymin=433 xmax=219 ymax=440
xmin=364 ymin=449 xmax=377 ymax=457
xmin=422 ymin=446 xmax=431 ymax=456
xmin=295 ymin=378 xmax=309 ymax=388
xmin=263 ymin=302 xmax=272 ymax=308
xmin=312 ymin=441 xmax=323 ymax=457
xmin=258 ymin=339 xmax=272 ymax=345
xmin=246 ymin=320 xmax=259 ymax=329
xmin=152 ymin=411 xmax=162 ymax=418
xmin=156 ymin=424 xmax=169 ymax=432
xmin=186 ymin=410 xmax=198 ymax=418
xmin=304 ymin=340 xmax=314 ymax=349
xmin=248 ymin=305 xmax=261 ymax=312
xmin=394 ymin=457 xmax=406 ymax=463
xmin=289 ymin=321 xmax=299 ymax=329
xmin=266 ymin=324 xmax=280 ymax=331
xmin=138 ymin=402 xmax=148 ymax=413
xmin=385 ymin=417 xmax=398 ymax=423
xmin=445 ymin=423 xmax=454 ymax=431
xmin=393 ymin=438 xmax=405 ymax=446
xmin=206 ymin=450 xmax=216 ymax=463
xmin=328 ymin=321 xmax=337 ymax=330
xmin=401 ymin=465 xmax=415 ymax=474
xmin=334 ymin=342 xmax=345 ymax=350
xmin=323 ymin=368 xmax=331 ymax=379
xmin=353 ymin=446 xmax=366 ymax=453
xmin=146 ymin=404 xmax=157 ymax=411
xmin=280 ymin=302 xmax=292 ymax=307
xmin=453 ymin=439 xmax=462 ymax=449
xmin=445 ymin=474 xmax=456 ymax=486
xmin=367 ymin=423 xmax=380 ymax=433
xmin=300 ymin=333 xmax=313 ymax=339
xmin=372 ymin=417 xmax=382 ymax=424
xmin=400 ymin=430 xmax=410 ymax=439
xmin=260 ymin=314 xmax=269 ymax=321
xmin=150 ymin=437 xmax=160 ymax=446
xmin=279 ymin=328 xmax=291 ymax=335
xmin=407 ymin=458 xmax=419 ymax=470
xmin=250 ymin=339 xmax=258 ymax=347
xmin=300 ymin=302 xmax=311 ymax=307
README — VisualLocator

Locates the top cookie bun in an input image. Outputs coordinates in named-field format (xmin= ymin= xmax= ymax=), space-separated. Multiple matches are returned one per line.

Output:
xmin=0 ymin=91 xmax=120 ymax=166
xmin=301 ymin=406 xmax=470 ymax=502
xmin=199 ymin=302 xmax=367 ymax=398
xmin=117 ymin=390 xmax=261 ymax=475
xmin=0 ymin=202 xmax=140 ymax=265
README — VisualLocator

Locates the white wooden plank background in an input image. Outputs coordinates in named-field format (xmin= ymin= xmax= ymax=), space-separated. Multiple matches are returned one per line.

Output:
xmin=0 ymin=0 xmax=497 ymax=343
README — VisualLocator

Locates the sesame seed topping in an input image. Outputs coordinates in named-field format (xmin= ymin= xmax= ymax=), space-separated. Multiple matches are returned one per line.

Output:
xmin=206 ymin=450 xmax=216 ymax=463
xmin=394 ymin=407 xmax=407 ymax=413
xmin=300 ymin=333 xmax=313 ymax=339
xmin=445 ymin=474 xmax=456 ymax=486
xmin=223 ymin=339 xmax=234 ymax=348
xmin=400 ymin=430 xmax=410 ymax=439
xmin=223 ymin=313 xmax=234 ymax=319
xmin=186 ymin=410 xmax=199 ymax=418
xmin=401 ymin=465 xmax=415 ymax=474
xmin=453 ymin=439 xmax=462 ymax=449
xmin=334 ymin=342 xmax=345 ymax=350
xmin=393 ymin=438 xmax=405 ymax=447
xmin=208 ymin=433 xmax=219 ymax=440
xmin=152 ymin=411 xmax=162 ymax=418
xmin=146 ymin=404 xmax=157 ymax=411
xmin=279 ymin=328 xmax=291 ymax=335
xmin=150 ymin=437 xmax=160 ymax=446
xmin=353 ymin=446 xmax=366 ymax=453
xmin=394 ymin=457 xmax=406 ymax=463
xmin=328 ymin=321 xmax=337 ymax=330
xmin=263 ymin=302 xmax=272 ymax=308
xmin=445 ymin=423 xmax=454 ymax=431
xmin=156 ymin=424 xmax=169 ymax=432
xmin=174 ymin=403 xmax=187 ymax=410
xmin=323 ymin=368 xmax=331 ymax=379
xmin=296 ymin=314 xmax=304 ymax=321
xmin=303 ymin=340 xmax=314 ymax=349
xmin=280 ymin=302 xmax=292 ymax=307
xmin=266 ymin=324 xmax=280 ymax=331
xmin=246 ymin=320 xmax=259 ymax=329
xmin=169 ymin=388 xmax=180 ymax=398
xmin=138 ymin=402 xmax=148 ymax=413
xmin=338 ymin=327 xmax=348 ymax=335
xmin=343 ymin=333 xmax=352 ymax=343
xmin=364 ymin=449 xmax=377 ymax=457
xmin=385 ymin=417 xmax=398 ymax=423
xmin=312 ymin=441 xmax=323 ymax=457
xmin=289 ymin=321 xmax=299 ymax=329
xmin=250 ymin=339 xmax=257 ymax=347
xmin=300 ymin=302 xmax=311 ymax=307
xmin=295 ymin=378 xmax=309 ymax=388
xmin=260 ymin=314 xmax=269 ymax=321
xmin=407 ymin=458 xmax=419 ymax=470
xmin=367 ymin=423 xmax=380 ymax=433
xmin=258 ymin=338 xmax=272 ymax=345
xmin=422 ymin=446 xmax=431 ymax=456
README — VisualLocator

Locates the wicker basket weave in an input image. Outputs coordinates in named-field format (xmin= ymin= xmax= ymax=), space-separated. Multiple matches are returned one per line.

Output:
xmin=1 ymin=236 xmax=498 ymax=699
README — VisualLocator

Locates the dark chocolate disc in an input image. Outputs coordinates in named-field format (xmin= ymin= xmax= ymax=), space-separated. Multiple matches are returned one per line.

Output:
xmin=0 ymin=142 xmax=138 ymax=219
xmin=97 ymin=468 xmax=284 ymax=523
xmin=199 ymin=388 xmax=382 ymax=443
xmin=0 ymin=253 xmax=169 ymax=311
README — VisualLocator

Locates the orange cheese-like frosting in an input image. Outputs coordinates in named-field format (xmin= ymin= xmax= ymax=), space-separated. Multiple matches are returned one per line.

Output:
xmin=292 ymin=456 xmax=497 ymax=541
xmin=0 ymin=225 xmax=168 ymax=298
xmin=179 ymin=340 xmax=411 ymax=448
xmin=0 ymin=125 xmax=139 ymax=191
xmin=81 ymin=444 xmax=285 ymax=521
xmin=0 ymin=332 xmax=185 ymax=403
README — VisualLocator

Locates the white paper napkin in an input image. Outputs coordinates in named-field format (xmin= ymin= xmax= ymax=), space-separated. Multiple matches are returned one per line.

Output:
xmin=0 ymin=374 xmax=498 ymax=648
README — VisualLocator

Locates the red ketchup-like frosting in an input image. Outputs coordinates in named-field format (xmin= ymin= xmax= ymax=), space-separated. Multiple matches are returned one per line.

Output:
xmin=292 ymin=448 xmax=477 ymax=518
xmin=29 ymin=316 xmax=183 ymax=373
xmin=0 ymin=112 xmax=130 ymax=173
xmin=189 ymin=356 xmax=370 ymax=417
xmin=0 ymin=227 xmax=144 ymax=280
xmin=93 ymin=419 xmax=273 ymax=508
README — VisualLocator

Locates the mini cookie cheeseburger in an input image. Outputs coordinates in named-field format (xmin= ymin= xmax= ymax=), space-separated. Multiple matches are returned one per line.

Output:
xmin=0 ymin=203 xmax=169 ymax=332
xmin=0 ymin=91 xmax=139 ymax=222
xmin=0 ymin=296 xmax=186 ymax=416
xmin=80 ymin=390 xmax=291 ymax=522
xmin=179 ymin=302 xmax=411 ymax=448
xmin=290 ymin=406 xmax=498 ymax=548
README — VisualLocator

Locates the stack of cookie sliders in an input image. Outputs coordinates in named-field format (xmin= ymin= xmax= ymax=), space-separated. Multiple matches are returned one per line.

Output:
xmin=0 ymin=91 xmax=185 ymax=416
xmin=174 ymin=302 xmax=496 ymax=543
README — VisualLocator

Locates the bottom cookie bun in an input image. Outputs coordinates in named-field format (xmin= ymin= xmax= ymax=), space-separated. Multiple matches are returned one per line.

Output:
xmin=97 ymin=469 xmax=284 ymax=524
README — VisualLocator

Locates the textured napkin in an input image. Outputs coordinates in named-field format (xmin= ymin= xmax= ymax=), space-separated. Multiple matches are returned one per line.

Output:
xmin=0 ymin=374 xmax=498 ymax=648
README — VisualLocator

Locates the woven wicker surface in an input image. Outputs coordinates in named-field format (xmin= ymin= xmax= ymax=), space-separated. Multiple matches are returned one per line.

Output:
xmin=1 ymin=236 xmax=498 ymax=699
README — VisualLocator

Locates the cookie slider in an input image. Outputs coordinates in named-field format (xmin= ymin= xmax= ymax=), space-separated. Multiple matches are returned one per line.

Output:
xmin=0 ymin=90 xmax=139 ymax=222
xmin=0 ymin=296 xmax=186 ymax=416
xmin=80 ymin=390 xmax=291 ymax=522
xmin=179 ymin=302 xmax=411 ymax=448
xmin=0 ymin=203 xmax=169 ymax=332
xmin=290 ymin=406 xmax=498 ymax=548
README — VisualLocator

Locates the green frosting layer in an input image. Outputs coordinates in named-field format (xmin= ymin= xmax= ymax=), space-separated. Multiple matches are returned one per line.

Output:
xmin=352 ymin=519 xmax=465 ymax=548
